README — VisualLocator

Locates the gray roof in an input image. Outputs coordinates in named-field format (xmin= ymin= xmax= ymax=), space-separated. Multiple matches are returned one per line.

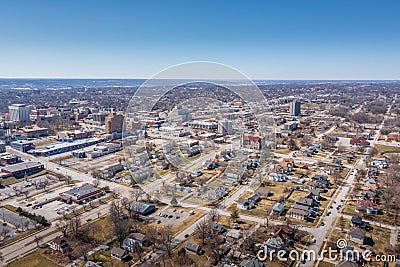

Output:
xmin=111 ymin=247 xmax=127 ymax=257
xmin=291 ymin=208 xmax=310 ymax=216
xmin=127 ymin=232 xmax=145 ymax=242
xmin=1 ymin=161 xmax=43 ymax=173
xmin=130 ymin=201 xmax=155 ymax=214
xmin=349 ymin=227 xmax=366 ymax=238
xmin=272 ymin=203 xmax=285 ymax=212
xmin=240 ymin=259 xmax=265 ymax=267
xmin=62 ymin=184 xmax=100 ymax=199
xmin=185 ymin=242 xmax=200 ymax=252
xmin=296 ymin=197 xmax=313 ymax=207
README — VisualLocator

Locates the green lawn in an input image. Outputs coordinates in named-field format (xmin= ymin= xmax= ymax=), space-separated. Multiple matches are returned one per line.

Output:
xmin=375 ymin=144 xmax=400 ymax=154
xmin=8 ymin=250 xmax=60 ymax=267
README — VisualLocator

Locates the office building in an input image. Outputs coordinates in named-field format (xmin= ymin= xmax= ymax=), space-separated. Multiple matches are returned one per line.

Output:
xmin=8 ymin=104 xmax=31 ymax=123
xmin=10 ymin=140 xmax=35 ymax=153
xmin=105 ymin=112 xmax=124 ymax=134
xmin=218 ymin=119 xmax=233 ymax=135
xmin=58 ymin=184 xmax=104 ymax=204
xmin=289 ymin=100 xmax=301 ymax=116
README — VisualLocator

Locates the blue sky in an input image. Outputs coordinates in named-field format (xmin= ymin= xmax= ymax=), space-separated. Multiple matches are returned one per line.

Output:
xmin=0 ymin=0 xmax=399 ymax=79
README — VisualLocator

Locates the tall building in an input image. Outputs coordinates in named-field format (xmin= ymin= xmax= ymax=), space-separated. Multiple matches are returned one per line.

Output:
xmin=218 ymin=119 xmax=233 ymax=135
xmin=289 ymin=100 xmax=301 ymax=116
xmin=169 ymin=105 xmax=192 ymax=123
xmin=105 ymin=112 xmax=124 ymax=134
xmin=8 ymin=104 xmax=31 ymax=123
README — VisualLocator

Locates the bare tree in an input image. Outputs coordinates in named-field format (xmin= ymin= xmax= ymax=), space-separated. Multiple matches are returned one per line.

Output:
xmin=56 ymin=221 xmax=69 ymax=237
xmin=195 ymin=217 xmax=211 ymax=245
xmin=132 ymin=242 xmax=144 ymax=262
xmin=145 ymin=225 xmax=159 ymax=251
xmin=131 ymin=189 xmax=143 ymax=202
xmin=65 ymin=175 xmax=72 ymax=185
xmin=159 ymin=224 xmax=174 ymax=256
xmin=207 ymin=208 xmax=220 ymax=223
xmin=34 ymin=235 xmax=43 ymax=247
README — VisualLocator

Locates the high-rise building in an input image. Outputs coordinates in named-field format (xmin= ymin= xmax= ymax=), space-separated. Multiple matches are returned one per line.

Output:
xmin=289 ymin=100 xmax=301 ymax=116
xmin=218 ymin=119 xmax=233 ymax=135
xmin=105 ymin=112 xmax=124 ymax=134
xmin=8 ymin=104 xmax=31 ymax=122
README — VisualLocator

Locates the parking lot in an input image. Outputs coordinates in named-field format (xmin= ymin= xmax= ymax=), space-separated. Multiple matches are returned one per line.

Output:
xmin=14 ymin=184 xmax=80 ymax=221
xmin=151 ymin=208 xmax=192 ymax=226
xmin=61 ymin=150 xmax=124 ymax=173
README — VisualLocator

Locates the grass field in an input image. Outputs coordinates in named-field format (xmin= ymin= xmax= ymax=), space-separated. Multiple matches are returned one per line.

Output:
xmin=8 ymin=250 xmax=60 ymax=267
xmin=375 ymin=144 xmax=400 ymax=154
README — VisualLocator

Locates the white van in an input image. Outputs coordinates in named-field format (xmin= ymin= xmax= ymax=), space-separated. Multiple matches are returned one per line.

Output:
xmin=188 ymin=210 xmax=195 ymax=215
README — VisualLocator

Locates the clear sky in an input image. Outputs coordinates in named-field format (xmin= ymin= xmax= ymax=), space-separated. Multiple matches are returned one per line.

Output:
xmin=0 ymin=0 xmax=400 ymax=79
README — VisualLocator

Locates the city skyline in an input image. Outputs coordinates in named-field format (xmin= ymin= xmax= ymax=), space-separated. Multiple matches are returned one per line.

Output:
xmin=0 ymin=0 xmax=400 ymax=79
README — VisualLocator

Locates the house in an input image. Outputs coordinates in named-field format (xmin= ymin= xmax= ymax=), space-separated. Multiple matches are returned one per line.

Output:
xmin=280 ymin=158 xmax=294 ymax=172
xmin=225 ymin=167 xmax=244 ymax=182
xmin=306 ymin=190 xmax=321 ymax=201
xmin=248 ymin=194 xmax=261 ymax=203
xmin=355 ymin=199 xmax=377 ymax=214
xmin=85 ymin=261 xmax=103 ymax=267
xmin=370 ymin=159 xmax=388 ymax=169
xmin=290 ymin=208 xmax=310 ymax=220
xmin=273 ymin=225 xmax=294 ymax=242
xmin=341 ymin=246 xmax=358 ymax=262
xmin=255 ymin=188 xmax=272 ymax=198
xmin=237 ymin=198 xmax=251 ymax=210
xmin=110 ymin=247 xmax=129 ymax=261
xmin=350 ymin=136 xmax=368 ymax=146
xmin=268 ymin=172 xmax=286 ymax=182
xmin=387 ymin=132 xmax=400 ymax=141
xmin=226 ymin=229 xmax=242 ymax=239
xmin=210 ymin=222 xmax=226 ymax=234
xmin=272 ymin=203 xmax=285 ymax=216
xmin=264 ymin=237 xmax=285 ymax=251
xmin=348 ymin=227 xmax=366 ymax=244
xmin=351 ymin=216 xmax=370 ymax=229
xmin=296 ymin=197 xmax=317 ymax=208
xmin=358 ymin=189 xmax=376 ymax=202
xmin=240 ymin=259 xmax=265 ymax=267
xmin=122 ymin=233 xmax=146 ymax=251
xmin=185 ymin=242 xmax=202 ymax=254
xmin=308 ymin=175 xmax=330 ymax=190
xmin=47 ymin=237 xmax=71 ymax=254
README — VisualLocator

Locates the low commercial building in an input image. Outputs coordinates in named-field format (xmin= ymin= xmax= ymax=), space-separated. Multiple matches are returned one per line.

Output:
xmin=186 ymin=120 xmax=218 ymax=130
xmin=58 ymin=184 xmax=104 ymax=204
xmin=86 ymin=142 xmax=122 ymax=159
xmin=16 ymin=126 xmax=49 ymax=138
xmin=130 ymin=201 xmax=156 ymax=215
xmin=30 ymin=137 xmax=103 ymax=156
xmin=0 ymin=153 xmax=21 ymax=165
xmin=0 ymin=162 xmax=44 ymax=178
xmin=10 ymin=140 xmax=35 ymax=153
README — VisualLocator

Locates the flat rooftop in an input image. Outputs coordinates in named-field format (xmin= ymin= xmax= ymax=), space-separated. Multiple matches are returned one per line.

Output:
xmin=31 ymin=137 xmax=102 ymax=153
xmin=1 ymin=162 xmax=43 ymax=172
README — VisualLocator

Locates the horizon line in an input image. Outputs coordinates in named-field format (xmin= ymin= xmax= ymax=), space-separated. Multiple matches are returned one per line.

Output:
xmin=0 ymin=77 xmax=399 ymax=81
